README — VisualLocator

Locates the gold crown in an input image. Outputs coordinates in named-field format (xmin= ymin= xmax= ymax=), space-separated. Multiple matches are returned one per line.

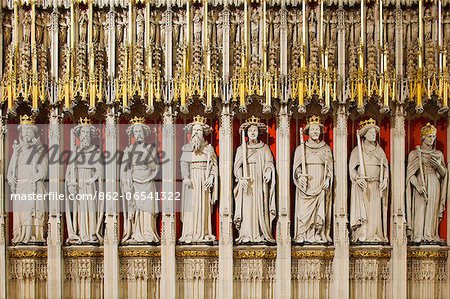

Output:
xmin=20 ymin=115 xmax=35 ymax=125
xmin=192 ymin=115 xmax=208 ymax=125
xmin=308 ymin=115 xmax=321 ymax=125
xmin=421 ymin=123 xmax=437 ymax=137
xmin=359 ymin=118 xmax=377 ymax=130
xmin=130 ymin=116 xmax=145 ymax=125
xmin=78 ymin=117 xmax=92 ymax=126
xmin=244 ymin=115 xmax=262 ymax=126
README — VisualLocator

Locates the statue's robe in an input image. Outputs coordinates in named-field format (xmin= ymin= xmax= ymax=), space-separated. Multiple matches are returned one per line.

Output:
xmin=406 ymin=147 xmax=447 ymax=243
xmin=179 ymin=141 xmax=218 ymax=243
xmin=65 ymin=144 xmax=104 ymax=244
xmin=349 ymin=140 xmax=389 ymax=243
xmin=293 ymin=140 xmax=333 ymax=243
xmin=8 ymin=141 xmax=48 ymax=244
xmin=233 ymin=141 xmax=276 ymax=243
xmin=121 ymin=142 xmax=160 ymax=243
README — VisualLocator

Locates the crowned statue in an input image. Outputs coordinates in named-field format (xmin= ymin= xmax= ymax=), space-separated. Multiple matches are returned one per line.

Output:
xmin=179 ymin=115 xmax=218 ymax=244
xmin=7 ymin=115 xmax=48 ymax=245
xmin=234 ymin=116 xmax=276 ymax=244
xmin=406 ymin=123 xmax=447 ymax=244
xmin=293 ymin=116 xmax=333 ymax=244
xmin=120 ymin=117 xmax=160 ymax=244
xmin=349 ymin=118 xmax=389 ymax=243
xmin=65 ymin=117 xmax=104 ymax=245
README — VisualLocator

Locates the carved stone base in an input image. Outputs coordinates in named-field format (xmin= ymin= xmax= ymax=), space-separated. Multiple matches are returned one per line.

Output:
xmin=350 ymin=246 xmax=391 ymax=299
xmin=119 ymin=247 xmax=161 ymax=299
xmin=63 ymin=246 xmax=104 ymax=299
xmin=291 ymin=246 xmax=334 ymax=299
xmin=407 ymin=246 xmax=448 ymax=299
xmin=176 ymin=247 xmax=219 ymax=298
xmin=8 ymin=246 xmax=47 ymax=299
xmin=233 ymin=246 xmax=276 ymax=298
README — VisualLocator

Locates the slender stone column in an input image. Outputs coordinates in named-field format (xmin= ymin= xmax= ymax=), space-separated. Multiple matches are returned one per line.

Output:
xmin=103 ymin=5 xmax=119 ymax=297
xmin=161 ymin=107 xmax=177 ymax=299
xmin=391 ymin=5 xmax=407 ymax=298
xmin=160 ymin=5 xmax=176 ymax=297
xmin=333 ymin=4 xmax=349 ymax=297
xmin=275 ymin=8 xmax=291 ymax=298
xmin=0 ymin=113 xmax=6 ymax=299
xmin=333 ymin=104 xmax=349 ymax=299
xmin=218 ymin=105 xmax=233 ymax=299
xmin=391 ymin=105 xmax=407 ymax=299
xmin=275 ymin=105 xmax=291 ymax=299
xmin=103 ymin=110 xmax=119 ymax=299
xmin=47 ymin=108 xmax=63 ymax=299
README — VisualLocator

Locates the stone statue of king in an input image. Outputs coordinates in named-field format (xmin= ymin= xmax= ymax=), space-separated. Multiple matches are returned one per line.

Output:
xmin=349 ymin=118 xmax=389 ymax=243
xmin=406 ymin=123 xmax=447 ymax=244
xmin=234 ymin=116 xmax=276 ymax=244
xmin=7 ymin=115 xmax=48 ymax=245
xmin=293 ymin=116 xmax=333 ymax=244
xmin=179 ymin=115 xmax=218 ymax=244
xmin=120 ymin=117 xmax=160 ymax=244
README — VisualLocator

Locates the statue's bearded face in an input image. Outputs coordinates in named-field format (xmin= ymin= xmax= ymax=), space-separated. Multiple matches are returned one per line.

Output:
xmin=191 ymin=124 xmax=205 ymax=153
xmin=308 ymin=124 xmax=321 ymax=141
xmin=423 ymin=133 xmax=436 ymax=147
xmin=133 ymin=126 xmax=145 ymax=142
xmin=247 ymin=125 xmax=259 ymax=142
xmin=20 ymin=126 xmax=36 ymax=143
xmin=79 ymin=127 xmax=92 ymax=148
xmin=364 ymin=127 xmax=377 ymax=142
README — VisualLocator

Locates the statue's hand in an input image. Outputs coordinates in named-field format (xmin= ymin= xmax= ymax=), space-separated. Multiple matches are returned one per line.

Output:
xmin=298 ymin=176 xmax=307 ymax=191
xmin=416 ymin=184 xmax=428 ymax=199
xmin=204 ymin=176 xmax=214 ymax=188
xmin=85 ymin=178 xmax=95 ymax=185
xmin=356 ymin=177 xmax=367 ymax=189
xmin=430 ymin=155 xmax=441 ymax=169
xmin=68 ymin=185 xmax=77 ymax=194
xmin=183 ymin=178 xmax=193 ymax=189
xmin=7 ymin=177 xmax=17 ymax=187
xmin=239 ymin=178 xmax=248 ymax=190
xmin=323 ymin=177 xmax=330 ymax=190
xmin=263 ymin=170 xmax=272 ymax=183
xmin=379 ymin=179 xmax=388 ymax=192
